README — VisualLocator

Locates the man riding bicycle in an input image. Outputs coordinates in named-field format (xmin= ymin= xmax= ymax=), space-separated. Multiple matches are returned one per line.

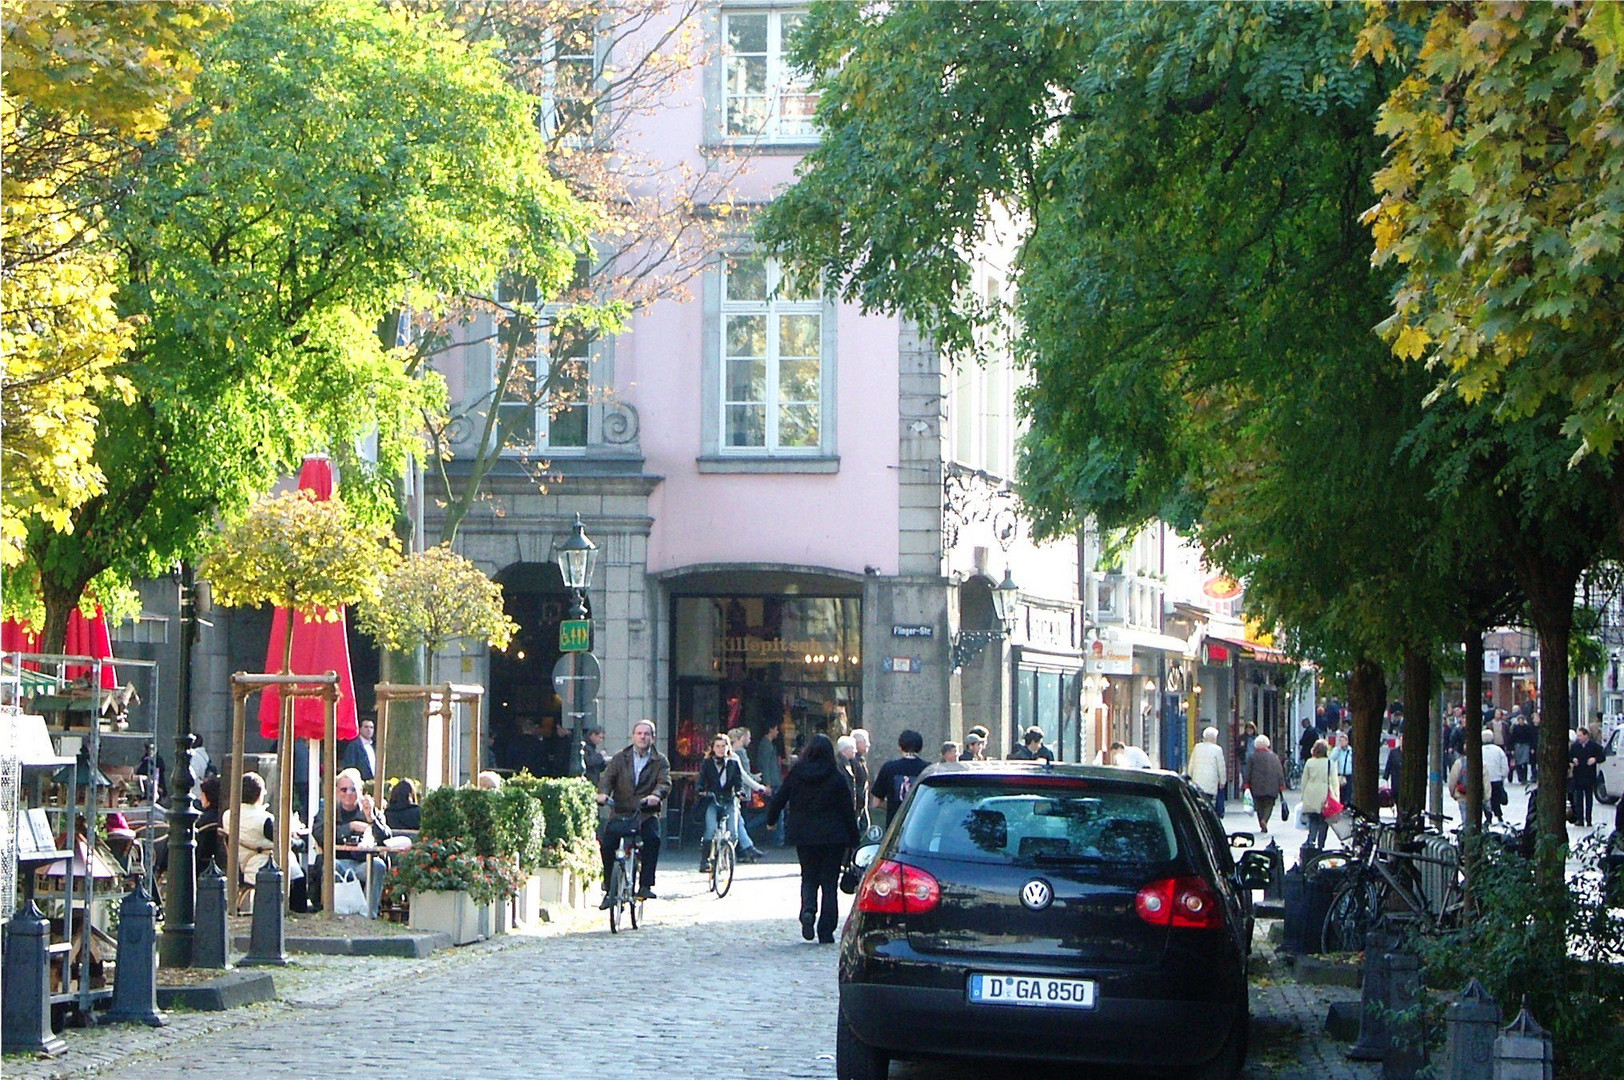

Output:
xmin=597 ymin=719 xmax=671 ymax=906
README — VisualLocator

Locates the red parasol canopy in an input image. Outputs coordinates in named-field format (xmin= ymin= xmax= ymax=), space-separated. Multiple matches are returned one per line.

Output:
xmin=2 ymin=608 xmax=117 ymax=688
xmin=257 ymin=454 xmax=359 ymax=740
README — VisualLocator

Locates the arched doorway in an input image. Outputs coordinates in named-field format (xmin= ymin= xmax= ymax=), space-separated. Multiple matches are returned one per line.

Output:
xmin=489 ymin=562 xmax=591 ymax=776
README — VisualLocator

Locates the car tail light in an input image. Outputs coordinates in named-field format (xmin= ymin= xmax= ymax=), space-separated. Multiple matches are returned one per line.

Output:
xmin=1135 ymin=876 xmax=1223 ymax=929
xmin=856 ymin=859 xmax=940 ymax=915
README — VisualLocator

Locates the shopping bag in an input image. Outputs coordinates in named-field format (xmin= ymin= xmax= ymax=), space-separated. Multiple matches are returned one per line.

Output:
xmin=1322 ymin=795 xmax=1344 ymax=819
xmin=333 ymin=867 xmax=368 ymax=916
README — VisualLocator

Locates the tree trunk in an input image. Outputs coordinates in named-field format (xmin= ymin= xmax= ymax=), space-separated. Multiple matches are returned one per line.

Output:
xmin=40 ymin=573 xmax=91 ymax=655
xmin=1462 ymin=634 xmax=1484 ymax=840
xmin=1519 ymin=549 xmax=1582 ymax=906
xmin=1347 ymin=657 xmax=1385 ymax=813
xmin=1399 ymin=646 xmax=1432 ymax=818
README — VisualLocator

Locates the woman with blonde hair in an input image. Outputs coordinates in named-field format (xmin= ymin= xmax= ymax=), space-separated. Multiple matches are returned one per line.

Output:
xmin=1299 ymin=740 xmax=1340 ymax=849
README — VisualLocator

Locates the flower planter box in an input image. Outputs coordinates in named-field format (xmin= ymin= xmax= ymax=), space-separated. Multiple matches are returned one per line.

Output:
xmin=534 ymin=868 xmax=572 ymax=905
xmin=408 ymin=890 xmax=498 ymax=945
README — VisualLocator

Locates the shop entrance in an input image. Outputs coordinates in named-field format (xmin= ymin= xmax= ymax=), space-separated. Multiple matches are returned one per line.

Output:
xmin=489 ymin=562 xmax=589 ymax=776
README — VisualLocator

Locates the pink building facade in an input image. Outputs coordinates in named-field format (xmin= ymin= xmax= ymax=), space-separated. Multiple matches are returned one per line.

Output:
xmin=431 ymin=3 xmax=1085 ymax=790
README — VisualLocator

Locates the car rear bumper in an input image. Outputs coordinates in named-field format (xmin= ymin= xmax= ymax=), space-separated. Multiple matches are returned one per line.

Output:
xmin=839 ymin=957 xmax=1240 ymax=1069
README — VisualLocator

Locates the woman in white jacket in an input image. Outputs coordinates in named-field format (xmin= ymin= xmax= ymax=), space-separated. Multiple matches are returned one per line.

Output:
xmin=1300 ymin=740 xmax=1340 ymax=849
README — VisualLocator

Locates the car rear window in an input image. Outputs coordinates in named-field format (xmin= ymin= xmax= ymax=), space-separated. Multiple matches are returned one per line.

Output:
xmin=896 ymin=781 xmax=1180 ymax=866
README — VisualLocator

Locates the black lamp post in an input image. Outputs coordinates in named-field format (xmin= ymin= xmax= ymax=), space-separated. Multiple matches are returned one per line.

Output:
xmin=951 ymin=567 xmax=1020 ymax=671
xmin=556 ymin=514 xmax=598 ymax=618
xmin=555 ymin=514 xmax=597 ymax=776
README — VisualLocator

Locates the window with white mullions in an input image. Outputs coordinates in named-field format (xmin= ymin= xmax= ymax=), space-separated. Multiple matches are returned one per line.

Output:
xmin=722 ymin=255 xmax=822 ymax=452
xmin=495 ymin=279 xmax=589 ymax=453
xmin=723 ymin=9 xmax=817 ymax=141
xmin=503 ymin=15 xmax=601 ymax=147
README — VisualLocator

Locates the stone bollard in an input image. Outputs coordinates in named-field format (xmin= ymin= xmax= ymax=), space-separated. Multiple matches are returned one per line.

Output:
xmin=241 ymin=857 xmax=289 ymax=967
xmin=1347 ymin=928 xmax=1399 ymax=1061
xmin=106 ymin=880 xmax=167 ymax=1026
xmin=193 ymin=859 xmax=230 ymax=969
xmin=1446 ymin=979 xmax=1501 ymax=1080
xmin=1383 ymin=950 xmax=1425 ymax=1080
xmin=1263 ymin=839 xmax=1286 ymax=901
xmin=1 ymin=900 xmax=67 ymax=1056
xmin=1493 ymin=999 xmax=1554 ymax=1080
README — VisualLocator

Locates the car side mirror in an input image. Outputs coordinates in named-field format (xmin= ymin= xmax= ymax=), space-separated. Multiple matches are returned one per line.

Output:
xmin=1237 ymin=850 xmax=1272 ymax=889
xmin=1229 ymin=831 xmax=1256 ymax=850
xmin=853 ymin=843 xmax=881 ymax=870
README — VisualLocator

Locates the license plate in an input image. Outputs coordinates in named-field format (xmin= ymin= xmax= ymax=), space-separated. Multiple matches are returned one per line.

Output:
xmin=967 ymin=973 xmax=1097 ymax=1009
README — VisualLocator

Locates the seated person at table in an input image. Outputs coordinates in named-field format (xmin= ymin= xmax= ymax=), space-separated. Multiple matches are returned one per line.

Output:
xmin=195 ymin=775 xmax=225 ymax=876
xmin=223 ymin=771 xmax=277 ymax=879
xmin=312 ymin=768 xmax=390 ymax=917
xmin=386 ymin=778 xmax=421 ymax=831
xmin=476 ymin=770 xmax=503 ymax=790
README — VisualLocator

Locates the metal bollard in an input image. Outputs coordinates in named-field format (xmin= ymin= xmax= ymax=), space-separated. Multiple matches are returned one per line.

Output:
xmin=193 ymin=858 xmax=230 ymax=969
xmin=1346 ymin=928 xmax=1399 ymax=1061
xmin=1 ymin=900 xmax=67 ymax=1056
xmin=1384 ymin=950 xmax=1425 ymax=1080
xmin=106 ymin=880 xmax=167 ymax=1027
xmin=241 ymin=857 xmax=289 ymax=967
xmin=1445 ymin=979 xmax=1501 ymax=1080
xmin=1493 ymin=999 xmax=1554 ymax=1080
xmin=1263 ymin=839 xmax=1286 ymax=901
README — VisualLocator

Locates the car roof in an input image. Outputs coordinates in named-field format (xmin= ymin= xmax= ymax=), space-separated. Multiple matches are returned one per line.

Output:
xmin=916 ymin=759 xmax=1190 ymax=794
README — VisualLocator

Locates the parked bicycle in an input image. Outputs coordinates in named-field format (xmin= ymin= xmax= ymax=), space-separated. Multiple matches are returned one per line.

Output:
xmin=603 ymin=813 xmax=645 ymax=934
xmin=1306 ymin=808 xmax=1463 ymax=952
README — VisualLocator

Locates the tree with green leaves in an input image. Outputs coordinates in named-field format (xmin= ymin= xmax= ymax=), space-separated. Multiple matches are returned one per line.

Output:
xmin=19 ymin=0 xmax=592 ymax=652
xmin=356 ymin=544 xmax=517 ymax=683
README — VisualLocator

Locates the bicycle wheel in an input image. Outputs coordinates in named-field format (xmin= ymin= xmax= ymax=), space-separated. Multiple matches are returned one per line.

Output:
xmin=628 ymin=852 xmax=642 ymax=929
xmin=1321 ymin=877 xmax=1383 ymax=953
xmin=713 ymin=842 xmax=736 ymax=899
xmin=608 ymin=862 xmax=625 ymax=934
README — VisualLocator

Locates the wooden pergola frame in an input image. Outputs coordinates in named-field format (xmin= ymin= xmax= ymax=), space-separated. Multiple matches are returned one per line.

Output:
xmin=370 ymin=682 xmax=485 ymax=808
xmin=226 ymin=671 xmax=340 ymax=918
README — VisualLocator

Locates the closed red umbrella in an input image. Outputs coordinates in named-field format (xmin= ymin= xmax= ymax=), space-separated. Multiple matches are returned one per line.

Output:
xmin=3 ymin=609 xmax=116 ymax=688
xmin=257 ymin=454 xmax=359 ymax=741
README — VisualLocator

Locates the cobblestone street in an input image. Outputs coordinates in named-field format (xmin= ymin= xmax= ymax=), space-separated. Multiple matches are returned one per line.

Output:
xmin=8 ymin=853 xmax=1377 ymax=1080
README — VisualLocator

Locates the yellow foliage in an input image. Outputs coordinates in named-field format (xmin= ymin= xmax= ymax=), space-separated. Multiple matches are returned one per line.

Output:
xmin=356 ymin=544 xmax=517 ymax=657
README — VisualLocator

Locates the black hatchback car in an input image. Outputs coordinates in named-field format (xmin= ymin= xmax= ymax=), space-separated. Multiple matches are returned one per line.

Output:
xmin=836 ymin=762 xmax=1271 ymax=1080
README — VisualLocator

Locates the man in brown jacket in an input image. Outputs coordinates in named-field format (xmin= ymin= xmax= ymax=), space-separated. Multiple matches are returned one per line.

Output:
xmin=596 ymin=719 xmax=671 ymax=904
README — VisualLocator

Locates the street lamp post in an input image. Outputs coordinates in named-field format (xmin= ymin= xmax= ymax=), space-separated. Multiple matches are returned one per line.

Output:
xmin=555 ymin=514 xmax=597 ymax=776
xmin=950 ymin=568 xmax=1020 ymax=670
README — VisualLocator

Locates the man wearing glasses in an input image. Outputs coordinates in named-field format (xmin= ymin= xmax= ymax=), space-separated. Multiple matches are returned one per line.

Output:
xmin=313 ymin=767 xmax=391 ymax=917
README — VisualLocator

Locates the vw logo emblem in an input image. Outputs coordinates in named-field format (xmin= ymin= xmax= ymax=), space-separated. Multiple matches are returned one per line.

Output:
xmin=1020 ymin=878 xmax=1053 ymax=911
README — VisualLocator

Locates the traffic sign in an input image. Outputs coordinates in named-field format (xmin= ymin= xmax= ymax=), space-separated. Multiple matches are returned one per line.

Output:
xmin=559 ymin=618 xmax=592 ymax=652
xmin=553 ymin=652 xmax=602 ymax=715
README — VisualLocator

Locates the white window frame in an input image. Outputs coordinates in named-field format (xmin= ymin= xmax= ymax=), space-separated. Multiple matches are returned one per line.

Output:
xmin=721 ymin=8 xmax=817 ymax=143
xmin=493 ymin=283 xmax=590 ymax=456
xmin=719 ymin=254 xmax=824 ymax=456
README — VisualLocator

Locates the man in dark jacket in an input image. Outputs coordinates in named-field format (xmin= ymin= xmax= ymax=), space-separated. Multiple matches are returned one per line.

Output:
xmin=596 ymin=720 xmax=672 ymax=903
xmin=870 ymin=729 xmax=928 ymax=823
xmin=768 ymin=734 xmax=859 ymax=943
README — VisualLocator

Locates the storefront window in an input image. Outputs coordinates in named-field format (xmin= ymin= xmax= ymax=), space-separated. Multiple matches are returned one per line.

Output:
xmin=671 ymin=595 xmax=861 ymax=774
xmin=1016 ymin=665 xmax=1082 ymax=762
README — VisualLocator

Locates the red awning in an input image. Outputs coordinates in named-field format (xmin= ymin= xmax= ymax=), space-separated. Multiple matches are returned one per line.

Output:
xmin=1207 ymin=635 xmax=1292 ymax=665
xmin=257 ymin=454 xmax=359 ymax=741
xmin=3 ymin=608 xmax=117 ymax=688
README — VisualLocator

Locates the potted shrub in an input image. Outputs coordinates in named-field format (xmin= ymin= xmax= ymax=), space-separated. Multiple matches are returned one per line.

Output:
xmin=392 ymin=786 xmax=540 ymax=941
xmin=506 ymin=773 xmax=599 ymax=910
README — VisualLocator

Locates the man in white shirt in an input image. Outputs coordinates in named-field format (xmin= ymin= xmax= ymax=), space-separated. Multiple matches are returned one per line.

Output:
xmin=1481 ymin=728 xmax=1511 ymax=824
xmin=344 ymin=716 xmax=377 ymax=782
xmin=1187 ymin=727 xmax=1228 ymax=814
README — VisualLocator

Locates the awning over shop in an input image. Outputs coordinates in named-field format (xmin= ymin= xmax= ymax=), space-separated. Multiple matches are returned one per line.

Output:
xmin=1204 ymin=635 xmax=1292 ymax=666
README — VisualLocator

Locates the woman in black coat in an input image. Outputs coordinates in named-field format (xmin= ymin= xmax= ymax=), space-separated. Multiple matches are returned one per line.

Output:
xmin=767 ymin=733 xmax=859 ymax=943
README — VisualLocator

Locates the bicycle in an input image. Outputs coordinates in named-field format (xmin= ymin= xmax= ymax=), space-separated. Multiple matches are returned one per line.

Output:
xmin=704 ymin=798 xmax=738 ymax=899
xmin=1307 ymin=808 xmax=1463 ymax=952
xmin=603 ymin=813 xmax=645 ymax=934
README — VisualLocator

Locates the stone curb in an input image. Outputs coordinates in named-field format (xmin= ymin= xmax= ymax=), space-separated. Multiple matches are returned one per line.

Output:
xmin=1293 ymin=954 xmax=1363 ymax=989
xmin=229 ymin=932 xmax=451 ymax=958
xmin=155 ymin=971 xmax=276 ymax=1013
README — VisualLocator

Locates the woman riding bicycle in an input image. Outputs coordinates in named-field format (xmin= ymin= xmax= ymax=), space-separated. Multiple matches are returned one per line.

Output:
xmin=698 ymin=732 xmax=762 ymax=871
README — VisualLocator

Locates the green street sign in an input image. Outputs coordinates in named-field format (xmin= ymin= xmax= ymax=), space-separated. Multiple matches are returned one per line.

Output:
xmin=559 ymin=619 xmax=592 ymax=652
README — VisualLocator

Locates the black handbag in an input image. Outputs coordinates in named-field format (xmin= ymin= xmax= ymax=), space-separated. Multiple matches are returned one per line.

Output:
xmin=1279 ymin=796 xmax=1290 ymax=822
